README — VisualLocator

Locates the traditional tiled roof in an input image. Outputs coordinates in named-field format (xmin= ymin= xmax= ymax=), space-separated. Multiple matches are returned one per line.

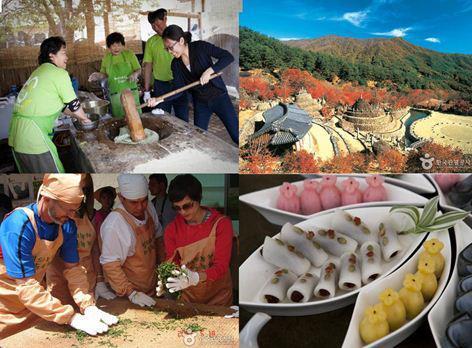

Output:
xmin=250 ymin=103 xmax=313 ymax=145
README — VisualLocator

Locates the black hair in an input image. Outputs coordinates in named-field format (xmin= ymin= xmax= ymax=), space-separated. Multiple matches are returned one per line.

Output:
xmin=100 ymin=186 xmax=116 ymax=199
xmin=162 ymin=25 xmax=192 ymax=44
xmin=149 ymin=174 xmax=168 ymax=187
xmin=106 ymin=32 xmax=125 ymax=48
xmin=148 ymin=8 xmax=167 ymax=24
xmin=168 ymin=174 xmax=202 ymax=203
xmin=38 ymin=36 xmax=66 ymax=65
xmin=0 ymin=193 xmax=13 ymax=212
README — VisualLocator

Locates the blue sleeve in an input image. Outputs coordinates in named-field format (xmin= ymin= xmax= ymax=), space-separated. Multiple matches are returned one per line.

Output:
xmin=0 ymin=210 xmax=37 ymax=278
xmin=200 ymin=41 xmax=234 ymax=73
xmin=59 ymin=220 xmax=79 ymax=263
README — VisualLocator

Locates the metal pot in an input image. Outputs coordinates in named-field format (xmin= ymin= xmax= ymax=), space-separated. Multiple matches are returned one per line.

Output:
xmin=82 ymin=99 xmax=110 ymax=116
xmin=73 ymin=113 xmax=100 ymax=132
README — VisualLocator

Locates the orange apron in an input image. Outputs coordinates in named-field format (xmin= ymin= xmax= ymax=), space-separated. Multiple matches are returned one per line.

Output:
xmin=46 ymin=214 xmax=97 ymax=311
xmin=0 ymin=207 xmax=64 ymax=338
xmin=172 ymin=216 xmax=233 ymax=306
xmin=115 ymin=208 xmax=157 ymax=296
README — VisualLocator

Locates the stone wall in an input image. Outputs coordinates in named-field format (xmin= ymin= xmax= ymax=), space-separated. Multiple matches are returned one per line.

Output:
xmin=340 ymin=113 xmax=397 ymax=132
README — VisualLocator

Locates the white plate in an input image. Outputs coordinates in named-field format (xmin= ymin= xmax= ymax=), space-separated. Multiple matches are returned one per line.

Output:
xmin=428 ymin=219 xmax=472 ymax=348
xmin=239 ymin=206 xmax=428 ymax=316
xmin=342 ymin=229 xmax=451 ymax=348
xmin=239 ymin=176 xmax=429 ymax=226
xmin=306 ymin=174 xmax=437 ymax=195
xmin=427 ymin=174 xmax=470 ymax=213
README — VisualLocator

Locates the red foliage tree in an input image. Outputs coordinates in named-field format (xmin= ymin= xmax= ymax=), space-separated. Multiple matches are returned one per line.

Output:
xmin=282 ymin=68 xmax=318 ymax=93
xmin=239 ymin=98 xmax=252 ymax=110
xmin=320 ymin=105 xmax=334 ymax=121
xmin=376 ymin=149 xmax=406 ymax=173
xmin=307 ymin=83 xmax=327 ymax=99
xmin=240 ymin=77 xmax=274 ymax=100
xmin=273 ymin=81 xmax=294 ymax=99
xmin=319 ymin=153 xmax=370 ymax=173
xmin=240 ymin=142 xmax=279 ymax=174
xmin=406 ymin=142 xmax=464 ymax=172
xmin=281 ymin=150 xmax=320 ymax=173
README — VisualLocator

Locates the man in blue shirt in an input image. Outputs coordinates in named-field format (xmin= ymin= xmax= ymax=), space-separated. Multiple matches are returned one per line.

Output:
xmin=0 ymin=174 xmax=118 ymax=339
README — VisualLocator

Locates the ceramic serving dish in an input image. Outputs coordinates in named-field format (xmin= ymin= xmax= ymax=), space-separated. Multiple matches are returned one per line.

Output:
xmin=342 ymin=228 xmax=451 ymax=348
xmin=239 ymin=176 xmax=429 ymax=226
xmin=428 ymin=219 xmax=472 ymax=348
xmin=239 ymin=206 xmax=429 ymax=316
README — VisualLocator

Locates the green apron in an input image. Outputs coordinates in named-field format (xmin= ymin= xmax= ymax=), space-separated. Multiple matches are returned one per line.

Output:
xmin=8 ymin=111 xmax=64 ymax=173
xmin=108 ymin=56 xmax=141 ymax=118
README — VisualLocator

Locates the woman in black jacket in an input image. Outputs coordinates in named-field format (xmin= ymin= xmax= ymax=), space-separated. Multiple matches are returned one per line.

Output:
xmin=147 ymin=25 xmax=238 ymax=145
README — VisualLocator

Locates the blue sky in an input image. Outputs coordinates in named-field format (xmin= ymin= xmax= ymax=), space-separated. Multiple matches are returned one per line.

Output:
xmin=240 ymin=0 xmax=472 ymax=54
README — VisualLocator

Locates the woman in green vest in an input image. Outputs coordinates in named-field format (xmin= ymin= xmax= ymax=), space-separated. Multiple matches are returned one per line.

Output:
xmin=8 ymin=36 xmax=91 ymax=173
xmin=88 ymin=32 xmax=141 ymax=118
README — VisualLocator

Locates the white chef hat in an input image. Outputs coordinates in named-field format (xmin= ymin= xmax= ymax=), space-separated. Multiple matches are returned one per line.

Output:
xmin=117 ymin=174 xmax=148 ymax=200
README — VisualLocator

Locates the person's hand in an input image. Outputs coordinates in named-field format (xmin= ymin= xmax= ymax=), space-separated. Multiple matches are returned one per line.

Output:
xmin=128 ymin=71 xmax=141 ymax=82
xmin=156 ymin=280 xmax=165 ymax=297
xmin=166 ymin=265 xmax=199 ymax=293
xmin=88 ymin=72 xmax=104 ymax=83
xmin=84 ymin=306 xmax=119 ymax=326
xmin=70 ymin=313 xmax=108 ymax=336
xmin=147 ymin=97 xmax=164 ymax=108
xmin=128 ymin=290 xmax=156 ymax=307
xmin=143 ymin=91 xmax=151 ymax=102
xmin=200 ymin=68 xmax=214 ymax=85
xmin=94 ymin=282 xmax=117 ymax=300
xmin=79 ymin=115 xmax=92 ymax=124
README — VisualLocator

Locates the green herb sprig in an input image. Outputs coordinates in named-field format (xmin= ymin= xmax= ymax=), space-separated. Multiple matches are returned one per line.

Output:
xmin=156 ymin=261 xmax=188 ymax=299
xmin=389 ymin=196 xmax=469 ymax=235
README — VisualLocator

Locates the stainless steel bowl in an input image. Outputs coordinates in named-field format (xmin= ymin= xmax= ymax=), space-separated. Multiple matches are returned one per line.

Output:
xmin=73 ymin=113 xmax=100 ymax=132
xmin=82 ymin=99 xmax=110 ymax=116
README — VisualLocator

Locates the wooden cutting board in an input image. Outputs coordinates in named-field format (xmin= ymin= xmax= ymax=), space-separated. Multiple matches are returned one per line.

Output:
xmin=1 ymin=298 xmax=238 ymax=348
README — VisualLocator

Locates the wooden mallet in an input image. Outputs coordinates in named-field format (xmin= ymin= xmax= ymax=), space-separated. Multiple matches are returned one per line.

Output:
xmin=121 ymin=72 xmax=223 ymax=142
xmin=137 ymin=72 xmax=223 ymax=109
xmin=121 ymin=89 xmax=146 ymax=142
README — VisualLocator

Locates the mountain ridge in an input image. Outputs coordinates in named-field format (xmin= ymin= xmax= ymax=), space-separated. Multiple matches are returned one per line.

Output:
xmin=239 ymin=27 xmax=472 ymax=94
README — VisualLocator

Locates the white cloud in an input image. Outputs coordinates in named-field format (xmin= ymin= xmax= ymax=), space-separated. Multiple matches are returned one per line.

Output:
xmin=372 ymin=27 xmax=412 ymax=37
xmin=279 ymin=38 xmax=303 ymax=41
xmin=340 ymin=10 xmax=369 ymax=27
xmin=425 ymin=37 xmax=441 ymax=43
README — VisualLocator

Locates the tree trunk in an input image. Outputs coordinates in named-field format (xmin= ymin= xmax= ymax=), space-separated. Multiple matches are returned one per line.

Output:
xmin=84 ymin=0 xmax=95 ymax=42
xmin=39 ymin=0 xmax=60 ymax=36
xmin=63 ymin=0 xmax=74 ymax=44
xmin=103 ymin=0 xmax=112 ymax=37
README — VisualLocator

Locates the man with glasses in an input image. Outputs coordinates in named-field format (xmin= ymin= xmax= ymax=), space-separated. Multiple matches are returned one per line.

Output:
xmin=100 ymin=174 xmax=164 ymax=308
xmin=156 ymin=174 xmax=233 ymax=306
xmin=0 ymin=174 xmax=118 ymax=339
xmin=142 ymin=8 xmax=189 ymax=119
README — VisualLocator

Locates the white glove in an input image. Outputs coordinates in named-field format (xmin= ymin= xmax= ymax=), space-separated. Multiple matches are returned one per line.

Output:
xmin=94 ymin=282 xmax=117 ymax=300
xmin=156 ymin=280 xmax=165 ymax=297
xmin=166 ymin=265 xmax=199 ymax=293
xmin=151 ymin=108 xmax=165 ymax=115
xmin=84 ymin=305 xmax=119 ymax=326
xmin=224 ymin=305 xmax=239 ymax=318
xmin=128 ymin=290 xmax=156 ymax=307
xmin=143 ymin=91 xmax=151 ymax=102
xmin=70 ymin=312 xmax=108 ymax=336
